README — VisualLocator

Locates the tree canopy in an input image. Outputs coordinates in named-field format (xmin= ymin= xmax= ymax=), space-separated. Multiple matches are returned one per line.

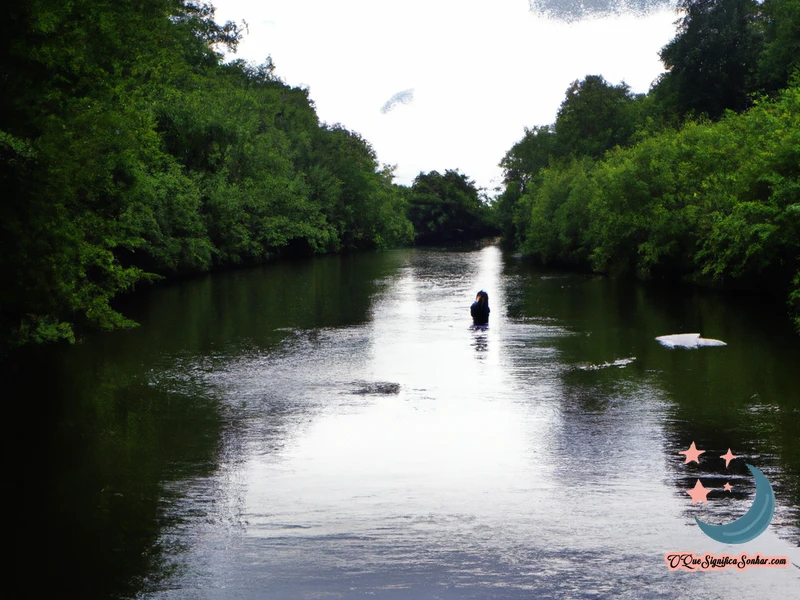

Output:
xmin=657 ymin=0 xmax=763 ymax=119
xmin=407 ymin=170 xmax=499 ymax=244
xmin=497 ymin=0 xmax=800 ymax=331
xmin=554 ymin=75 xmax=639 ymax=158
xmin=0 ymin=0 xmax=421 ymax=349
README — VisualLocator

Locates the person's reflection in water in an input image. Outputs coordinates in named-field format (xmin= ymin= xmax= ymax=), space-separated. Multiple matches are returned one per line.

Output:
xmin=472 ymin=332 xmax=488 ymax=357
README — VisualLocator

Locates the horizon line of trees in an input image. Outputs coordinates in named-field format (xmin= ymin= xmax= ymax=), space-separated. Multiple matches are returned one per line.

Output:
xmin=496 ymin=0 xmax=800 ymax=331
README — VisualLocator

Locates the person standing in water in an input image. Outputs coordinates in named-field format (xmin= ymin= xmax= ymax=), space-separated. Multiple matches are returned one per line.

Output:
xmin=470 ymin=290 xmax=490 ymax=325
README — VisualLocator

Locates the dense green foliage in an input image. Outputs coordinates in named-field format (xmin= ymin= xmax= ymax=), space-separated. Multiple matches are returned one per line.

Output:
xmin=657 ymin=0 xmax=763 ymax=118
xmin=407 ymin=170 xmax=499 ymax=244
xmin=1 ymin=1 xmax=419 ymax=349
xmin=498 ymin=0 xmax=800 ymax=330
xmin=496 ymin=76 xmax=639 ymax=247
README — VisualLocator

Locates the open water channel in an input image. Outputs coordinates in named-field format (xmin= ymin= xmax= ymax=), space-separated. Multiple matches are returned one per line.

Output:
xmin=5 ymin=245 xmax=800 ymax=598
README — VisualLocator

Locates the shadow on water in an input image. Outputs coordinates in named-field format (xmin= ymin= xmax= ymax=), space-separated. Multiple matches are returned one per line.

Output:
xmin=2 ymin=251 xmax=404 ymax=600
xmin=2 ymin=346 xmax=223 ymax=599
xmin=112 ymin=251 xmax=406 ymax=355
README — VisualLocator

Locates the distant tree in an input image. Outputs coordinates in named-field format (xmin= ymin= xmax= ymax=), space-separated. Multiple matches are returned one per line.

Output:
xmin=658 ymin=0 xmax=763 ymax=119
xmin=554 ymin=75 xmax=639 ymax=158
xmin=408 ymin=170 xmax=497 ymax=244
xmin=759 ymin=0 xmax=800 ymax=93
xmin=496 ymin=125 xmax=559 ymax=244
xmin=312 ymin=124 xmax=408 ymax=250
xmin=499 ymin=125 xmax=558 ymax=192
xmin=495 ymin=77 xmax=637 ymax=247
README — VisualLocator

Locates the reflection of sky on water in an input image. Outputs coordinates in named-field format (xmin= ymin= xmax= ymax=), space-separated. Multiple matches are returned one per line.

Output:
xmin=148 ymin=246 xmax=800 ymax=599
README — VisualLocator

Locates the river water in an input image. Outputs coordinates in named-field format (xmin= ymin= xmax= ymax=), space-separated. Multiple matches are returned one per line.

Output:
xmin=5 ymin=245 xmax=800 ymax=599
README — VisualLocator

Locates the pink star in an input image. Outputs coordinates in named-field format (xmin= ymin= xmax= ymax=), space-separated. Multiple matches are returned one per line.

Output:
xmin=721 ymin=448 xmax=737 ymax=468
xmin=723 ymin=482 xmax=732 ymax=492
xmin=679 ymin=442 xmax=705 ymax=464
xmin=687 ymin=480 xmax=710 ymax=504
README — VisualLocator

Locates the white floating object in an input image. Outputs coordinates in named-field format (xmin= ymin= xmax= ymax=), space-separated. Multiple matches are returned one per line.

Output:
xmin=656 ymin=333 xmax=727 ymax=348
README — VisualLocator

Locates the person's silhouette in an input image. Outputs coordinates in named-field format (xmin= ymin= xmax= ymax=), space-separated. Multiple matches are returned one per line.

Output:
xmin=470 ymin=290 xmax=490 ymax=326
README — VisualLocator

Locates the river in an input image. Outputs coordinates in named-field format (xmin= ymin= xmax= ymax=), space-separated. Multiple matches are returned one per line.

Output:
xmin=5 ymin=245 xmax=800 ymax=599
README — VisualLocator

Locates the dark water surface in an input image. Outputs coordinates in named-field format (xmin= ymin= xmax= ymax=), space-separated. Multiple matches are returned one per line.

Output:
xmin=5 ymin=246 xmax=800 ymax=599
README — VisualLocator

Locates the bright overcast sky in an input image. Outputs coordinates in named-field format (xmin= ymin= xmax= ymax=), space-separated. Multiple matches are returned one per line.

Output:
xmin=212 ymin=0 xmax=679 ymax=192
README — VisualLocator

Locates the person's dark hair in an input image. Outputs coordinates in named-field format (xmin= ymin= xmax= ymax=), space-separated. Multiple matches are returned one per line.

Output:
xmin=471 ymin=290 xmax=490 ymax=325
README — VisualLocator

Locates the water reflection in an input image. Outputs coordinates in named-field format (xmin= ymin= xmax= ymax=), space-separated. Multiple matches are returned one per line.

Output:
xmin=7 ymin=246 xmax=800 ymax=599
xmin=501 ymin=255 xmax=800 ymax=553
xmin=470 ymin=326 xmax=489 ymax=356
xmin=146 ymin=246 xmax=800 ymax=598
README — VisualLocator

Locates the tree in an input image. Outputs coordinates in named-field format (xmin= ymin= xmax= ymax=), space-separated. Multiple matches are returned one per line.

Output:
xmin=496 ymin=125 xmax=559 ymax=245
xmin=658 ymin=0 xmax=763 ymax=119
xmin=495 ymin=77 xmax=638 ymax=247
xmin=407 ymin=170 xmax=497 ymax=244
xmin=554 ymin=75 xmax=639 ymax=158
xmin=759 ymin=0 xmax=800 ymax=93
xmin=0 ymin=1 xmax=415 ymax=349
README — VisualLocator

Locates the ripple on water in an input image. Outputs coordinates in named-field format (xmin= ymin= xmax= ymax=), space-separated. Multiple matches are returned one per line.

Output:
xmin=142 ymin=247 xmax=800 ymax=600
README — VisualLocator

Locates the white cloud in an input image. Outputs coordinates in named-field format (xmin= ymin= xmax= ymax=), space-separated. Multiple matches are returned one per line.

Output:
xmin=212 ymin=0 xmax=678 ymax=191
xmin=381 ymin=89 xmax=415 ymax=114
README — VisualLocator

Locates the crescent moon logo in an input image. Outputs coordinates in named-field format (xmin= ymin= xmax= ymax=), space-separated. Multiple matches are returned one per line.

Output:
xmin=695 ymin=464 xmax=776 ymax=544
